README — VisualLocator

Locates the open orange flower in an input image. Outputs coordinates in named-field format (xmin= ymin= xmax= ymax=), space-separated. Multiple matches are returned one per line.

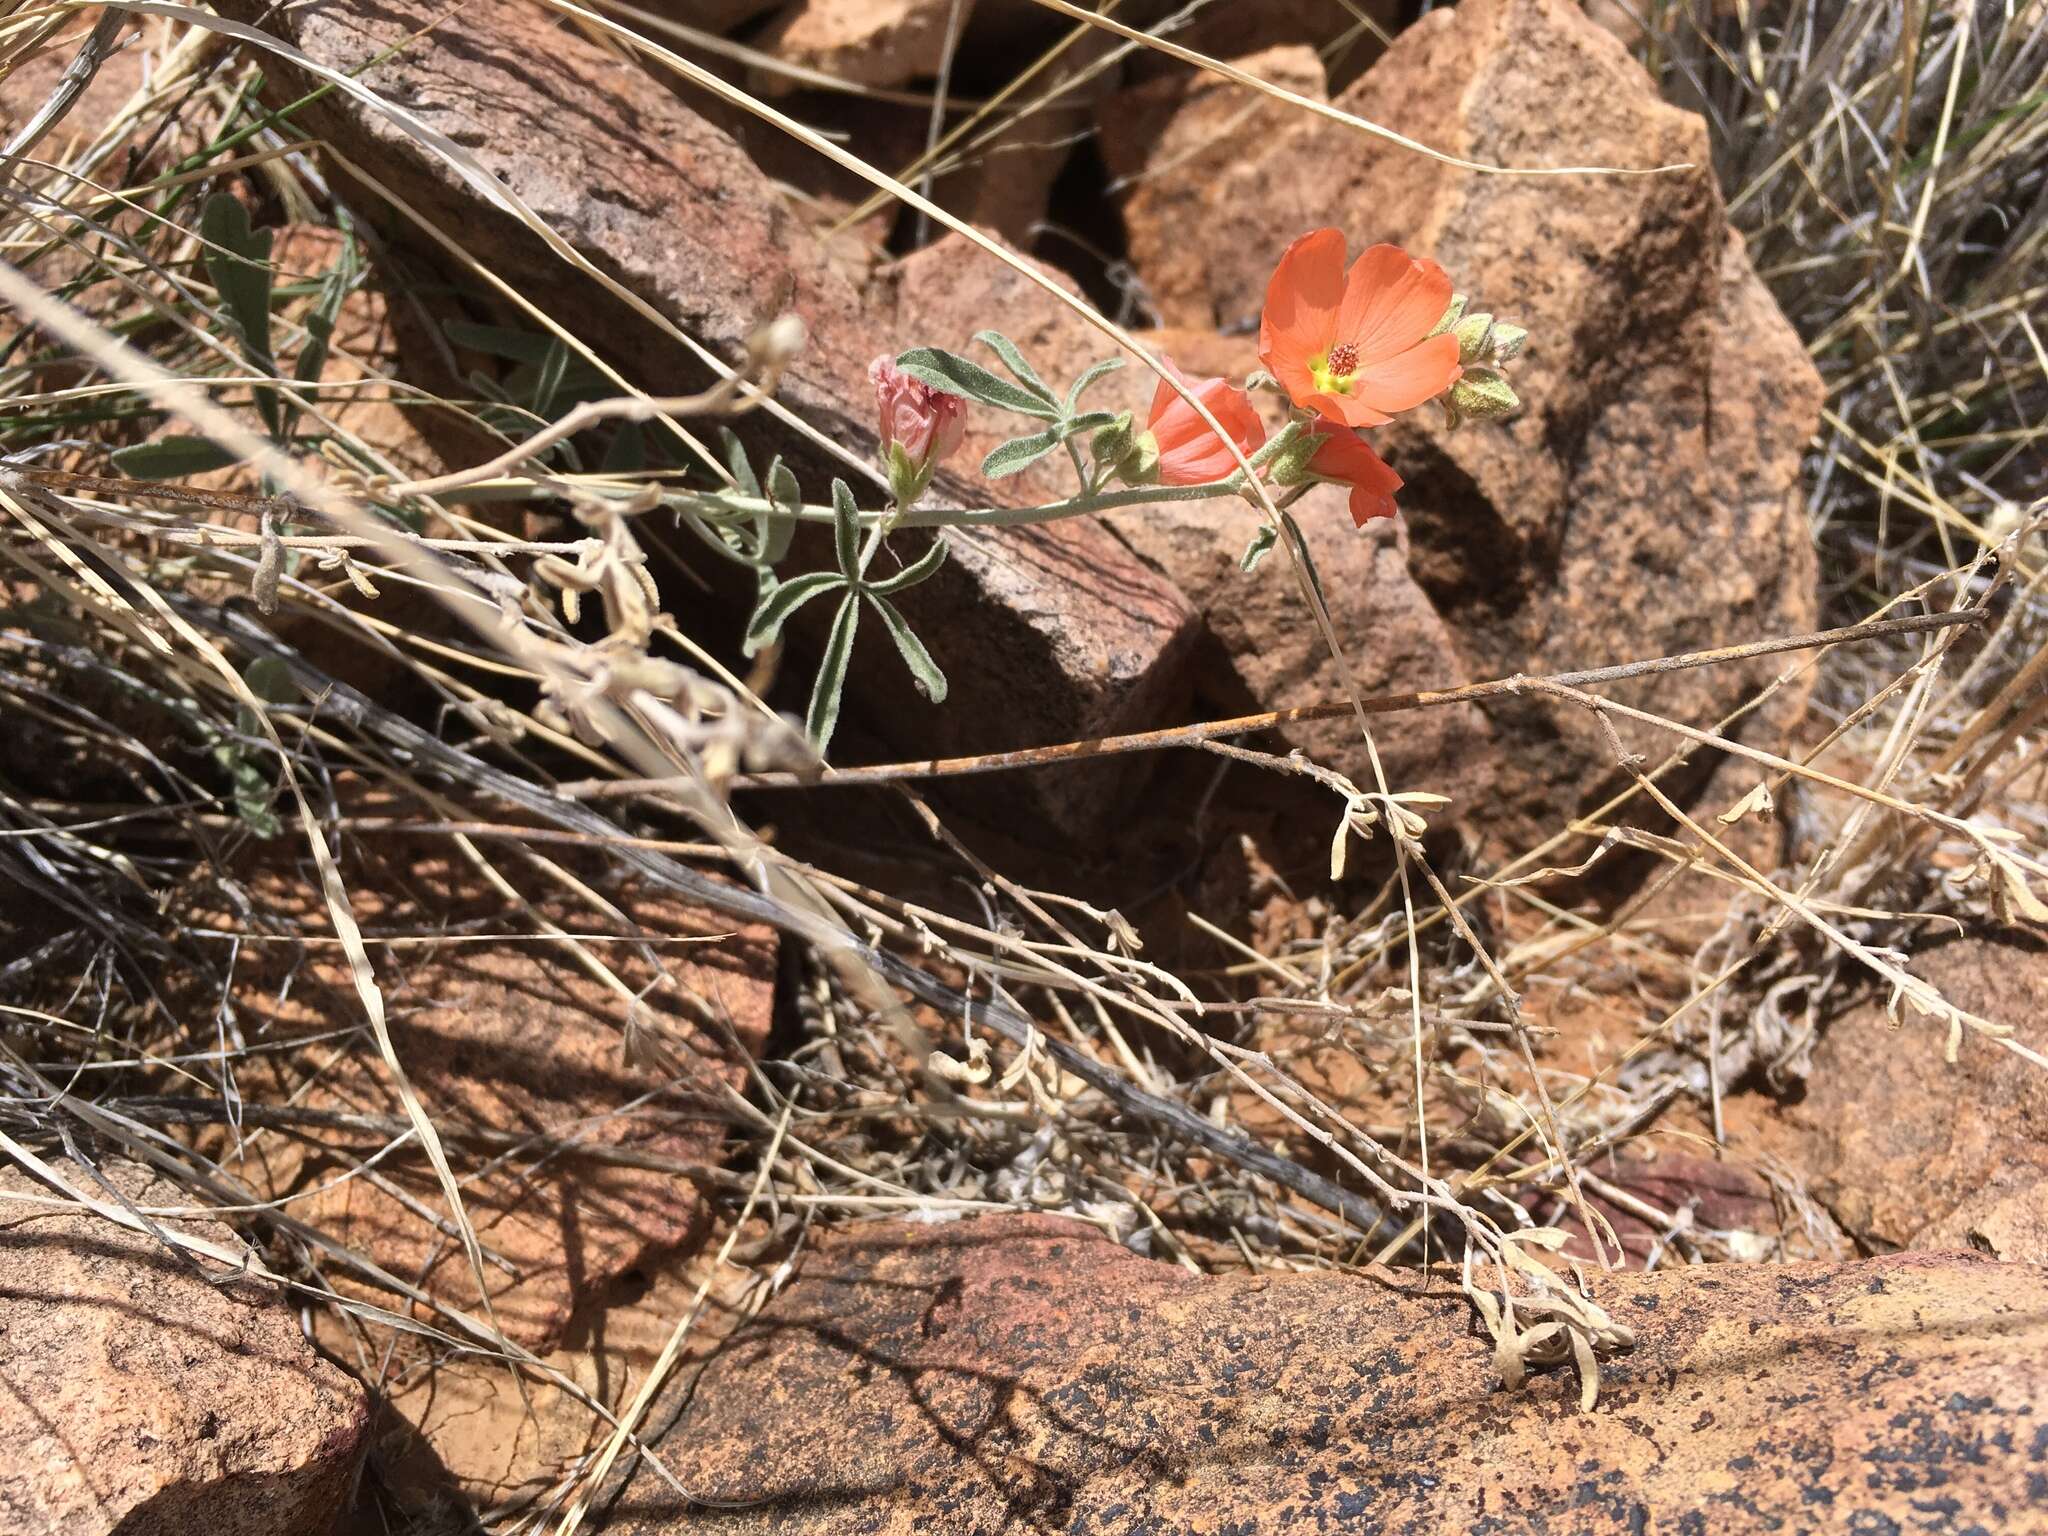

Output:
xmin=1307 ymin=419 xmax=1403 ymax=527
xmin=1258 ymin=229 xmax=1462 ymax=429
xmin=1147 ymin=356 xmax=1266 ymax=485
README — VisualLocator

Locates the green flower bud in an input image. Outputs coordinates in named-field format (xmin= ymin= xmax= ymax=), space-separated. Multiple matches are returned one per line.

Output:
xmin=1448 ymin=368 xmax=1519 ymax=422
xmin=1453 ymin=312 xmax=1496 ymax=365
xmin=1428 ymin=293 xmax=1469 ymax=338
xmin=884 ymin=441 xmax=934 ymax=509
xmin=1489 ymin=322 xmax=1528 ymax=361
xmin=1268 ymin=428 xmax=1330 ymax=487
xmin=1090 ymin=410 xmax=1135 ymax=473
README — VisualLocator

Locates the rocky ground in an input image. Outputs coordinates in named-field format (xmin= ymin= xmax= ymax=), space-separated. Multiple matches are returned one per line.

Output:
xmin=2 ymin=0 xmax=2045 ymax=1533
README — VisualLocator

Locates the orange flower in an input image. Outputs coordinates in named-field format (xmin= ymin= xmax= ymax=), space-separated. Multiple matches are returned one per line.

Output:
xmin=1307 ymin=419 xmax=1403 ymax=527
xmin=1147 ymin=356 xmax=1267 ymax=485
xmin=1258 ymin=229 xmax=1462 ymax=429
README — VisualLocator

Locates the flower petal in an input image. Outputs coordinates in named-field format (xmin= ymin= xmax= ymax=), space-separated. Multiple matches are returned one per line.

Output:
xmin=1338 ymin=244 xmax=1456 ymax=365
xmin=1348 ymin=333 xmax=1462 ymax=418
xmin=1308 ymin=422 xmax=1403 ymax=527
xmin=1154 ymin=375 xmax=1266 ymax=485
xmin=1147 ymin=353 xmax=1196 ymax=427
xmin=1259 ymin=228 xmax=1347 ymax=377
xmin=1305 ymin=387 xmax=1393 ymax=430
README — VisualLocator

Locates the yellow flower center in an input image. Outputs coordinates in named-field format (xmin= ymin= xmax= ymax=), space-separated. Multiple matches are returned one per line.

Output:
xmin=1311 ymin=341 xmax=1360 ymax=395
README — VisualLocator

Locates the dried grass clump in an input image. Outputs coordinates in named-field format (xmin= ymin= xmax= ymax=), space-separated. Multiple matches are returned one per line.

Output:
xmin=1634 ymin=0 xmax=2047 ymax=582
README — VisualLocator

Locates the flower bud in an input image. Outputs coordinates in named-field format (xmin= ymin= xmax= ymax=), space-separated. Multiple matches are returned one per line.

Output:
xmin=1453 ymin=312 xmax=1496 ymax=365
xmin=1428 ymin=293 xmax=1469 ymax=338
xmin=1090 ymin=410 xmax=1135 ymax=473
xmin=870 ymin=353 xmax=967 ymax=507
xmin=1266 ymin=426 xmax=1330 ymax=487
xmin=1488 ymin=322 xmax=1528 ymax=361
xmin=1448 ymin=368 xmax=1519 ymax=422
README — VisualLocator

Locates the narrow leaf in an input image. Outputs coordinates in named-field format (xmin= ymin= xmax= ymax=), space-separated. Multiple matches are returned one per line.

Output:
xmin=981 ymin=427 xmax=1064 ymax=479
xmin=896 ymin=346 xmax=1059 ymax=419
xmin=1239 ymin=524 xmax=1277 ymax=573
xmin=762 ymin=458 xmax=800 ymax=565
xmin=1058 ymin=410 xmax=1118 ymax=439
xmin=111 ymin=436 xmax=242 ymax=479
xmin=805 ymin=594 xmax=861 ymax=754
xmin=200 ymin=193 xmax=275 ymax=371
xmin=830 ymin=478 xmax=863 ymax=578
xmin=1063 ymin=356 xmax=1124 ymax=415
xmin=866 ymin=535 xmax=949 ymax=596
xmin=973 ymin=330 xmax=1056 ymax=404
xmin=721 ymin=427 xmax=761 ymax=500
xmin=870 ymin=594 xmax=948 ymax=704
xmin=1280 ymin=511 xmax=1328 ymax=613
xmin=746 ymin=569 xmax=843 ymax=647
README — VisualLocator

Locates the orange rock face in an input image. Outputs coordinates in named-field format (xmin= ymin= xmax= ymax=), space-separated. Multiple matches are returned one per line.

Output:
xmin=604 ymin=1213 xmax=2048 ymax=1533
xmin=0 ymin=1161 xmax=369 ymax=1536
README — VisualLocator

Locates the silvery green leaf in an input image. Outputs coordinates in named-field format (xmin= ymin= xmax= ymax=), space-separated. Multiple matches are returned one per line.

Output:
xmin=805 ymin=593 xmax=861 ymax=753
xmin=1063 ymin=356 xmax=1124 ymax=415
xmin=830 ymin=478 xmax=862 ymax=576
xmin=869 ymin=595 xmax=948 ymax=704
xmin=867 ymin=535 xmax=948 ymax=596
xmin=721 ymin=428 xmax=761 ymax=499
xmin=1280 ymin=511 xmax=1328 ymax=613
xmin=1239 ymin=524 xmax=1278 ymax=573
xmin=746 ymin=570 xmax=843 ymax=650
xmin=762 ymin=457 xmax=800 ymax=564
xmin=974 ymin=330 xmax=1057 ymax=405
xmin=896 ymin=346 xmax=1059 ymax=419
xmin=981 ymin=427 xmax=1063 ymax=479
xmin=1058 ymin=410 xmax=1118 ymax=438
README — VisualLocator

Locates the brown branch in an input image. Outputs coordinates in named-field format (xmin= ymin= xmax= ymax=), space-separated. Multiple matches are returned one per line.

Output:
xmin=566 ymin=609 xmax=1985 ymax=799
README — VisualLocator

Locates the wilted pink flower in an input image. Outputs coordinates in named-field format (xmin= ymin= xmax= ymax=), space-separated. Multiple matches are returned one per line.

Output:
xmin=870 ymin=355 xmax=967 ymax=472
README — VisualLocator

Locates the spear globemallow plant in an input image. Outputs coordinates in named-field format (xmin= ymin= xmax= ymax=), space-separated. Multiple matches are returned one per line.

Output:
xmin=692 ymin=229 xmax=1527 ymax=751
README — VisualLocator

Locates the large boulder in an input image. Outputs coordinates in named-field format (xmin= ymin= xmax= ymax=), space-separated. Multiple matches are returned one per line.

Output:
xmin=212 ymin=0 xmax=1199 ymax=838
xmin=599 ymin=1212 xmax=2048 ymax=1532
xmin=0 ymin=1160 xmax=369 ymax=1536
xmin=1095 ymin=0 xmax=1823 ymax=856
xmin=1740 ymin=934 xmax=2048 ymax=1264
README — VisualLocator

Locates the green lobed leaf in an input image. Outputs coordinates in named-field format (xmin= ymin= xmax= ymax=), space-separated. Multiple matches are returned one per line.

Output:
xmin=1063 ymin=356 xmax=1125 ymax=415
xmin=200 ymin=193 xmax=275 ymax=370
xmin=896 ymin=346 xmax=1059 ymax=420
xmin=980 ymin=427 xmax=1064 ymax=479
xmin=805 ymin=593 xmax=861 ymax=754
xmin=973 ymin=330 xmax=1057 ymax=404
xmin=866 ymin=534 xmax=948 ymax=596
xmin=869 ymin=594 xmax=948 ymax=704
xmin=111 ymin=436 xmax=243 ymax=479
xmin=745 ymin=569 xmax=843 ymax=648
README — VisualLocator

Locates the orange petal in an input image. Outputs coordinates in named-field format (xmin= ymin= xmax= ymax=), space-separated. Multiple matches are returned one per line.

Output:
xmin=1147 ymin=353 xmax=1196 ymax=427
xmin=1306 ymin=388 xmax=1393 ymax=430
xmin=1348 ymin=333 xmax=1462 ymax=418
xmin=1154 ymin=376 xmax=1266 ymax=484
xmin=1337 ymin=244 xmax=1455 ymax=365
xmin=1260 ymin=228 xmax=1347 ymax=372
